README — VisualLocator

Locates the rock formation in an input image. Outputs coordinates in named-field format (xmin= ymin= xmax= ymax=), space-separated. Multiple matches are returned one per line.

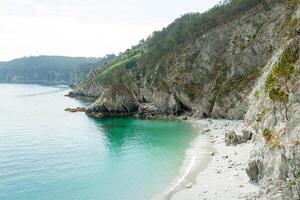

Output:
xmin=225 ymin=130 xmax=246 ymax=146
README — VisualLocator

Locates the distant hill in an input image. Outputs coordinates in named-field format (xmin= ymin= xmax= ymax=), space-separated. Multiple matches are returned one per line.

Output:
xmin=0 ymin=55 xmax=116 ymax=86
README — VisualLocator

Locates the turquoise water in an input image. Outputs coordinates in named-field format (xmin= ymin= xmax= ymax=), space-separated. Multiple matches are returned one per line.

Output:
xmin=0 ymin=84 xmax=197 ymax=200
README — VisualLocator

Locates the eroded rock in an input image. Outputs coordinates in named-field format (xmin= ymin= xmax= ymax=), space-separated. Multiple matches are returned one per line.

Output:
xmin=246 ymin=160 xmax=259 ymax=182
xmin=242 ymin=129 xmax=253 ymax=140
xmin=224 ymin=130 xmax=246 ymax=146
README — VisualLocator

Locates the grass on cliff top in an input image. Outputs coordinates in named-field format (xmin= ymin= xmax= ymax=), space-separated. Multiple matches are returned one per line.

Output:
xmin=95 ymin=48 xmax=144 ymax=84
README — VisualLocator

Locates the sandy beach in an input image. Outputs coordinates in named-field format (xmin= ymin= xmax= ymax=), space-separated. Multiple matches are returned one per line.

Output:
xmin=157 ymin=119 xmax=259 ymax=200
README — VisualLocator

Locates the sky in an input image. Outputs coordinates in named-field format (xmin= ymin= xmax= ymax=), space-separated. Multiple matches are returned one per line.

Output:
xmin=0 ymin=0 xmax=220 ymax=61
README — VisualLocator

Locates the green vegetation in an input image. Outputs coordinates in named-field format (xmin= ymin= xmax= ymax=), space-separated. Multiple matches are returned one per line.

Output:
xmin=289 ymin=170 xmax=300 ymax=187
xmin=263 ymin=128 xmax=272 ymax=142
xmin=265 ymin=47 xmax=298 ymax=99
xmin=254 ymin=90 xmax=260 ymax=98
xmin=143 ymin=0 xmax=265 ymax=68
xmin=264 ymin=47 xmax=299 ymax=119
xmin=256 ymin=107 xmax=266 ymax=122
xmin=270 ymin=135 xmax=282 ymax=150
xmin=0 ymin=56 xmax=110 ymax=85
xmin=262 ymin=128 xmax=283 ymax=149
xmin=279 ymin=12 xmax=299 ymax=39
xmin=268 ymin=87 xmax=289 ymax=103
xmin=215 ymin=67 xmax=262 ymax=99
xmin=96 ymin=48 xmax=144 ymax=85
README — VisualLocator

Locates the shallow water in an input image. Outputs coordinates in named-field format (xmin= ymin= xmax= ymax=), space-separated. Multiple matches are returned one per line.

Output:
xmin=0 ymin=84 xmax=197 ymax=200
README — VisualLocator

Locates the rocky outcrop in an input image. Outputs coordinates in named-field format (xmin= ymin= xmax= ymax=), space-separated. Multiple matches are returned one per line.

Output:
xmin=242 ymin=128 xmax=253 ymax=140
xmin=64 ymin=107 xmax=86 ymax=113
xmin=225 ymin=130 xmax=246 ymax=146
xmin=86 ymin=84 xmax=139 ymax=117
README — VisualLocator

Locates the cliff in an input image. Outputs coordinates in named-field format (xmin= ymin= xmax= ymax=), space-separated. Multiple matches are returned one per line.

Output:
xmin=70 ymin=0 xmax=300 ymax=198
xmin=72 ymin=0 xmax=293 ymax=119
xmin=245 ymin=31 xmax=300 ymax=199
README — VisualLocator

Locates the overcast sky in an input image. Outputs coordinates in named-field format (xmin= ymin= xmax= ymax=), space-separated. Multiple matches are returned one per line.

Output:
xmin=0 ymin=0 xmax=220 ymax=61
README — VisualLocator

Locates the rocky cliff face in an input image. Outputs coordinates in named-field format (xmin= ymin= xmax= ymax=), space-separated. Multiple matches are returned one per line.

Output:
xmin=245 ymin=20 xmax=300 ymax=200
xmin=70 ymin=0 xmax=300 ymax=198
xmin=72 ymin=0 xmax=294 ymax=119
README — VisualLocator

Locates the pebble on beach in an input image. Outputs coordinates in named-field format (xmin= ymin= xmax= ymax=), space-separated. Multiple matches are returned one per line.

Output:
xmin=186 ymin=183 xmax=193 ymax=189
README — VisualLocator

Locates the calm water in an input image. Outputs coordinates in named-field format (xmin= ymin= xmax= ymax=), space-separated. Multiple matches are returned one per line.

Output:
xmin=0 ymin=84 xmax=197 ymax=200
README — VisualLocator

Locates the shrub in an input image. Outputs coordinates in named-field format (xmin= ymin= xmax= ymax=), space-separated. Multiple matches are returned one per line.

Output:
xmin=269 ymin=87 xmax=289 ymax=103
xmin=264 ymin=47 xmax=299 ymax=120
xmin=254 ymin=90 xmax=260 ymax=98
xmin=256 ymin=107 xmax=266 ymax=122
xmin=289 ymin=170 xmax=300 ymax=187
xmin=263 ymin=128 xmax=272 ymax=141
xmin=265 ymin=47 xmax=298 ymax=103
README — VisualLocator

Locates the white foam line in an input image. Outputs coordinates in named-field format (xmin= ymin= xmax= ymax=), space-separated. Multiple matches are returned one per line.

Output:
xmin=169 ymin=148 xmax=196 ymax=192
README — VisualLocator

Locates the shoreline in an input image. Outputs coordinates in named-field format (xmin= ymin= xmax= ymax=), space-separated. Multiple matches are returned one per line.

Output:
xmin=164 ymin=128 xmax=215 ymax=200
xmin=156 ymin=119 xmax=259 ymax=200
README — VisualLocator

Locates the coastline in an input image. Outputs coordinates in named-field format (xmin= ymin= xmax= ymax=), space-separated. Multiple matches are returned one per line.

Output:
xmin=156 ymin=119 xmax=259 ymax=200
xmin=156 ymin=126 xmax=215 ymax=200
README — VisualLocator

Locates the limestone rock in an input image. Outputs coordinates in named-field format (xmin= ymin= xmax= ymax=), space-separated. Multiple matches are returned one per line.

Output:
xmin=186 ymin=183 xmax=193 ymax=189
xmin=225 ymin=130 xmax=246 ymax=146
xmin=242 ymin=129 xmax=253 ymax=140
xmin=246 ymin=160 xmax=259 ymax=182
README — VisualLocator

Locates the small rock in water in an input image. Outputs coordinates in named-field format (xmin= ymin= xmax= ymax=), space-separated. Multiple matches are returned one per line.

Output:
xmin=186 ymin=183 xmax=193 ymax=188
xmin=64 ymin=107 xmax=86 ymax=113
xmin=210 ymin=152 xmax=215 ymax=156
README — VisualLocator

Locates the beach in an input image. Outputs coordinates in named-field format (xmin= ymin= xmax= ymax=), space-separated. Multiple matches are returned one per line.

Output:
xmin=158 ymin=119 xmax=259 ymax=200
